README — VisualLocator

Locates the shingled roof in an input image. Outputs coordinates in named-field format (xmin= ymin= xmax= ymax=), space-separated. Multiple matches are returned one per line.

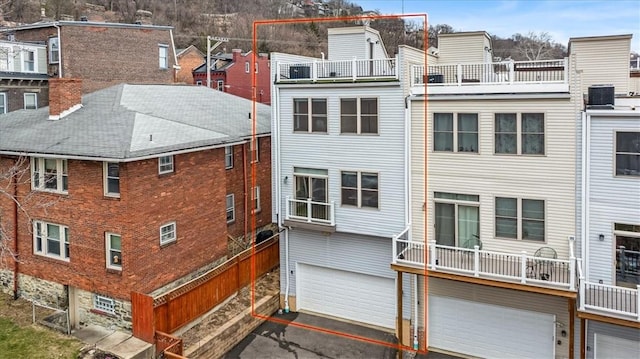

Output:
xmin=0 ymin=84 xmax=270 ymax=160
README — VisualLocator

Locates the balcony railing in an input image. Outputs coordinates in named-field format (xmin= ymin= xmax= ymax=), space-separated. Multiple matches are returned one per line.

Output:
xmin=276 ymin=57 xmax=398 ymax=83
xmin=392 ymin=238 xmax=576 ymax=291
xmin=579 ymin=281 xmax=639 ymax=321
xmin=285 ymin=196 xmax=335 ymax=226
xmin=411 ymin=58 xmax=568 ymax=87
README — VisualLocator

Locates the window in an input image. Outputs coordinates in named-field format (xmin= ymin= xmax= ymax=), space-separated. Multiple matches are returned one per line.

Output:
xmin=252 ymin=187 xmax=261 ymax=213
xmin=615 ymin=132 xmax=640 ymax=176
xmin=24 ymin=93 xmax=37 ymax=110
xmin=495 ymin=197 xmax=545 ymax=241
xmin=341 ymin=171 xmax=378 ymax=208
xmin=33 ymin=221 xmax=69 ymax=261
xmin=433 ymin=113 xmax=478 ymax=152
xmin=434 ymin=192 xmax=479 ymax=247
xmin=245 ymin=61 xmax=250 ymax=73
xmin=0 ymin=93 xmax=6 ymax=114
xmin=251 ymin=138 xmax=259 ymax=163
xmin=255 ymin=62 xmax=259 ymax=73
xmin=32 ymin=158 xmax=68 ymax=193
xmin=104 ymin=162 xmax=120 ymax=197
xmin=93 ymin=294 xmax=115 ymax=315
xmin=340 ymin=98 xmax=378 ymax=134
xmin=196 ymin=80 xmax=202 ymax=86
xmin=216 ymin=80 xmax=224 ymax=91
xmin=48 ymin=37 xmax=59 ymax=64
xmin=105 ymin=233 xmax=122 ymax=270
xmin=226 ymin=194 xmax=235 ymax=222
xmin=159 ymin=45 xmax=168 ymax=69
xmin=23 ymin=50 xmax=34 ymax=72
xmin=160 ymin=222 xmax=176 ymax=245
xmin=614 ymin=223 xmax=640 ymax=286
xmin=495 ymin=113 xmax=545 ymax=155
xmin=224 ymin=146 xmax=234 ymax=169
xmin=0 ymin=49 xmax=8 ymax=71
xmin=294 ymin=98 xmax=327 ymax=133
xmin=158 ymin=155 xmax=174 ymax=174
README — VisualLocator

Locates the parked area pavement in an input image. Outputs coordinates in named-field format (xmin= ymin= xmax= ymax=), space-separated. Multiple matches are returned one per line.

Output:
xmin=225 ymin=311 xmax=463 ymax=359
xmin=73 ymin=324 xmax=153 ymax=359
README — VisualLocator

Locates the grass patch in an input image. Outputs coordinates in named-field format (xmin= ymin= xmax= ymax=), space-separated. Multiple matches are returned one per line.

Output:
xmin=0 ymin=315 xmax=83 ymax=359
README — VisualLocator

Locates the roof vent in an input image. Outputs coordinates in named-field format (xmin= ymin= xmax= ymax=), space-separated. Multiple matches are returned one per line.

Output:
xmin=588 ymin=85 xmax=614 ymax=109
xmin=134 ymin=20 xmax=142 ymax=25
xmin=80 ymin=16 xmax=88 ymax=21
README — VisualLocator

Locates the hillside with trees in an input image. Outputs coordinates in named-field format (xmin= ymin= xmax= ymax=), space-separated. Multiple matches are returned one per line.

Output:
xmin=0 ymin=0 xmax=570 ymax=60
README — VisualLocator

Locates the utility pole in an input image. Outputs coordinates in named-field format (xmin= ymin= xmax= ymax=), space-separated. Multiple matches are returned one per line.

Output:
xmin=206 ymin=36 xmax=229 ymax=89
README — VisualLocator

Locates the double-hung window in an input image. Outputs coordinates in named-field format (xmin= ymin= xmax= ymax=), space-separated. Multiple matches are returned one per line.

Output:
xmin=159 ymin=45 xmax=168 ymax=69
xmin=160 ymin=222 xmax=176 ymax=245
xmin=216 ymin=80 xmax=224 ymax=91
xmin=495 ymin=197 xmax=545 ymax=241
xmin=24 ymin=93 xmax=37 ymax=110
xmin=615 ymin=132 xmax=640 ymax=176
xmin=252 ymin=187 xmax=261 ymax=213
xmin=341 ymin=171 xmax=378 ymax=208
xmin=226 ymin=194 xmax=235 ymax=222
xmin=245 ymin=61 xmax=250 ymax=73
xmin=340 ymin=98 xmax=378 ymax=134
xmin=225 ymin=146 xmax=233 ymax=169
xmin=105 ymin=233 xmax=122 ymax=270
xmin=158 ymin=155 xmax=174 ymax=174
xmin=32 ymin=158 xmax=68 ymax=193
xmin=104 ymin=162 xmax=120 ymax=197
xmin=48 ymin=37 xmax=59 ymax=63
xmin=434 ymin=192 xmax=479 ymax=247
xmin=0 ymin=93 xmax=7 ymax=114
xmin=23 ymin=50 xmax=35 ymax=72
xmin=433 ymin=113 xmax=478 ymax=152
xmin=294 ymin=98 xmax=327 ymax=133
xmin=495 ymin=113 xmax=545 ymax=155
xmin=34 ymin=221 xmax=69 ymax=261
xmin=251 ymin=138 xmax=259 ymax=163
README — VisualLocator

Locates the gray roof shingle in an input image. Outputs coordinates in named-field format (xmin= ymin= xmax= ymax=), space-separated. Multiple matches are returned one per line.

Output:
xmin=0 ymin=84 xmax=270 ymax=160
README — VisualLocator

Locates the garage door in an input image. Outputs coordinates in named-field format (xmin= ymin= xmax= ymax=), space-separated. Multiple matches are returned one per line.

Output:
xmin=297 ymin=264 xmax=396 ymax=329
xmin=429 ymin=296 xmax=555 ymax=358
xmin=595 ymin=334 xmax=640 ymax=359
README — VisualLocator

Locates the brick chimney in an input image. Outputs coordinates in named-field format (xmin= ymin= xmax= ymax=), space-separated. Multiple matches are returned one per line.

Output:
xmin=49 ymin=78 xmax=82 ymax=120
xmin=232 ymin=48 xmax=242 ymax=62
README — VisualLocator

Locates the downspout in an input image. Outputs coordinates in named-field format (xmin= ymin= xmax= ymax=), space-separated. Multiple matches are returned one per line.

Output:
xmin=243 ymin=143 xmax=248 ymax=248
xmin=12 ymin=158 xmax=19 ymax=300
xmin=53 ymin=23 xmax=62 ymax=78
xmin=405 ymin=95 xmax=418 ymax=350
xmin=169 ymin=29 xmax=180 ymax=82
xmin=582 ymin=111 xmax=589 ymax=282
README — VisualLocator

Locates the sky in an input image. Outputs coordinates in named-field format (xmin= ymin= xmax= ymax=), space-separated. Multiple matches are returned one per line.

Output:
xmin=355 ymin=0 xmax=640 ymax=52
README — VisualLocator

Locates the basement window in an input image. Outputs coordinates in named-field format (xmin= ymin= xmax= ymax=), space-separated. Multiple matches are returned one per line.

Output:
xmin=93 ymin=294 xmax=115 ymax=315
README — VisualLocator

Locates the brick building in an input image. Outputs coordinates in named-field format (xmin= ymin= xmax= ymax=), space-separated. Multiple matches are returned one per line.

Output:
xmin=192 ymin=49 xmax=271 ymax=104
xmin=176 ymin=45 xmax=204 ymax=84
xmin=0 ymin=39 xmax=50 ymax=113
xmin=0 ymin=78 xmax=271 ymax=331
xmin=1 ymin=21 xmax=178 ymax=94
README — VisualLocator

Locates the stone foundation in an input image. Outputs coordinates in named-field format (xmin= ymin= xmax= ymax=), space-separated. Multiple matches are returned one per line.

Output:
xmin=76 ymin=288 xmax=132 ymax=331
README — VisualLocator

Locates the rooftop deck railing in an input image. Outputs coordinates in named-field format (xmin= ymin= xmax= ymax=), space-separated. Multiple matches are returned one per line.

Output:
xmin=285 ymin=196 xmax=335 ymax=226
xmin=276 ymin=57 xmax=398 ymax=83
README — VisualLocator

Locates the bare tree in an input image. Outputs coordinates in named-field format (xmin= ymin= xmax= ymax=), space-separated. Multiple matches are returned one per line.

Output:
xmin=512 ymin=31 xmax=565 ymax=61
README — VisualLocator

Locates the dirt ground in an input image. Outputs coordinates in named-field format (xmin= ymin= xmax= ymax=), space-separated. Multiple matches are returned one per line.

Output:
xmin=0 ymin=292 xmax=56 ymax=326
xmin=181 ymin=268 xmax=280 ymax=351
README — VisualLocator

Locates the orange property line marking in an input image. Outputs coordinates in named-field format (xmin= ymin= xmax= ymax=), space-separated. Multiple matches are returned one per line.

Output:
xmin=249 ymin=13 xmax=429 ymax=355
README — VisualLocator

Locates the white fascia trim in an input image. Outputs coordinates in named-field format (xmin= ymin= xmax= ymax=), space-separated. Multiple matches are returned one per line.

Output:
xmin=48 ymin=104 xmax=83 ymax=121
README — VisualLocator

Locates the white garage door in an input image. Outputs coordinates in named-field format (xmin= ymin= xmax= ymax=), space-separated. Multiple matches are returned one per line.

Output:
xmin=595 ymin=334 xmax=640 ymax=359
xmin=297 ymin=263 xmax=396 ymax=329
xmin=429 ymin=296 xmax=555 ymax=359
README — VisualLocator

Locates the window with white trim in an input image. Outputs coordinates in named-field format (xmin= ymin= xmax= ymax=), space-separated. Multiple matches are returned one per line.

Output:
xmin=341 ymin=171 xmax=378 ymax=208
xmin=160 ymin=222 xmax=176 ymax=245
xmin=33 ymin=221 xmax=69 ymax=261
xmin=48 ymin=37 xmax=59 ymax=64
xmin=495 ymin=113 xmax=545 ymax=155
xmin=159 ymin=45 xmax=168 ymax=69
xmin=105 ymin=233 xmax=122 ymax=270
xmin=245 ymin=61 xmax=250 ymax=73
xmin=225 ymin=146 xmax=233 ymax=169
xmin=614 ymin=223 xmax=640 ymax=286
xmin=251 ymin=138 xmax=259 ymax=163
xmin=32 ymin=158 xmax=68 ymax=193
xmin=615 ymin=131 xmax=640 ymax=176
xmin=0 ymin=93 xmax=7 ymax=114
xmin=23 ymin=50 xmax=35 ymax=72
xmin=226 ymin=194 xmax=235 ymax=223
xmin=433 ymin=113 xmax=478 ymax=153
xmin=196 ymin=80 xmax=202 ymax=86
xmin=294 ymin=98 xmax=327 ymax=133
xmin=216 ymin=80 xmax=224 ymax=91
xmin=434 ymin=192 xmax=480 ymax=247
xmin=93 ymin=294 xmax=115 ymax=314
xmin=158 ymin=156 xmax=174 ymax=174
xmin=104 ymin=162 xmax=120 ymax=197
xmin=495 ymin=197 xmax=545 ymax=241
xmin=340 ymin=98 xmax=378 ymax=134
xmin=24 ymin=93 xmax=37 ymax=109
xmin=252 ymin=187 xmax=261 ymax=213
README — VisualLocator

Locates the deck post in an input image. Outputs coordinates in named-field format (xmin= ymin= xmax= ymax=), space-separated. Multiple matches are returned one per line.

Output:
xmin=520 ymin=251 xmax=528 ymax=283
xmin=580 ymin=317 xmax=586 ymax=359
xmin=473 ymin=245 xmax=480 ymax=277
xmin=397 ymin=271 xmax=403 ymax=357
xmin=637 ymin=285 xmax=640 ymax=321
xmin=569 ymin=298 xmax=575 ymax=359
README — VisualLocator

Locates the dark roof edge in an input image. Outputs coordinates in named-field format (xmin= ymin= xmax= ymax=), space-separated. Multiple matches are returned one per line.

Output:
xmin=0 ymin=20 xmax=173 ymax=33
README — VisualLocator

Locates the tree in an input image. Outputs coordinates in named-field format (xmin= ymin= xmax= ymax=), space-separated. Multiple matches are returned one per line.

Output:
xmin=428 ymin=23 xmax=455 ymax=49
xmin=512 ymin=31 xmax=566 ymax=61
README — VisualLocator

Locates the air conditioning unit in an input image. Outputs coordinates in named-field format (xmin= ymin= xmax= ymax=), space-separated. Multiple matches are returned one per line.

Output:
xmin=588 ymin=85 xmax=614 ymax=109
xmin=289 ymin=65 xmax=310 ymax=79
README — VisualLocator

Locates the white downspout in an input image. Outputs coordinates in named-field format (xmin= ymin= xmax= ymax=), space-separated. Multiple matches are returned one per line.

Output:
xmin=405 ymin=95 xmax=418 ymax=350
xmin=582 ymin=111 xmax=589 ymax=282
xmin=53 ymin=23 xmax=62 ymax=78
xmin=169 ymin=29 xmax=180 ymax=80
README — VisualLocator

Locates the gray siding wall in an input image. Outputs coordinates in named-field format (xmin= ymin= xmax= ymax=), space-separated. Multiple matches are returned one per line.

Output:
xmin=586 ymin=321 xmax=640 ymax=359
xmin=276 ymin=83 xmax=407 ymax=238
xmin=586 ymin=116 xmax=640 ymax=283
xmin=438 ymin=33 xmax=488 ymax=64
xmin=570 ymin=37 xmax=631 ymax=96
xmin=329 ymin=32 xmax=365 ymax=60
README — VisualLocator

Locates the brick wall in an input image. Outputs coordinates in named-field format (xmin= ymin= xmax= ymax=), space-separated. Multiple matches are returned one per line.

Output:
xmin=49 ymin=78 xmax=82 ymax=116
xmin=1 ymin=85 xmax=50 ymax=112
xmin=176 ymin=47 xmax=204 ymax=84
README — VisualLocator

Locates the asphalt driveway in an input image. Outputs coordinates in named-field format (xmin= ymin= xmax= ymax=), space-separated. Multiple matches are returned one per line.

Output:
xmin=224 ymin=312 xmax=462 ymax=359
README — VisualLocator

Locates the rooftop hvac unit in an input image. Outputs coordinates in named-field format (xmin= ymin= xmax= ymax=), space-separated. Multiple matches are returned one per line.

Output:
xmin=289 ymin=65 xmax=310 ymax=79
xmin=588 ymin=85 xmax=614 ymax=109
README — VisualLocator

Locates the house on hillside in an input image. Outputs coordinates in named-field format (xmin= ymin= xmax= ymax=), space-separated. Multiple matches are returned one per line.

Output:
xmin=176 ymin=45 xmax=204 ymax=84
xmin=0 ymin=21 xmax=178 ymax=94
xmin=0 ymin=39 xmax=49 ymax=112
xmin=0 ymin=79 xmax=271 ymax=331
xmin=193 ymin=49 xmax=271 ymax=104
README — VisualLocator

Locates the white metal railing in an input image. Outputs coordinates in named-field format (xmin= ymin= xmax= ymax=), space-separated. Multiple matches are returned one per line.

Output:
xmin=285 ymin=196 xmax=335 ymax=226
xmin=276 ymin=56 xmax=398 ymax=83
xmin=411 ymin=58 xmax=568 ymax=87
xmin=392 ymin=238 xmax=576 ymax=290
xmin=579 ymin=281 xmax=639 ymax=321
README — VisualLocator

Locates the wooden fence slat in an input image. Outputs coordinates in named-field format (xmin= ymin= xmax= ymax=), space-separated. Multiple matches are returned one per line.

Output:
xmin=131 ymin=292 xmax=155 ymax=343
